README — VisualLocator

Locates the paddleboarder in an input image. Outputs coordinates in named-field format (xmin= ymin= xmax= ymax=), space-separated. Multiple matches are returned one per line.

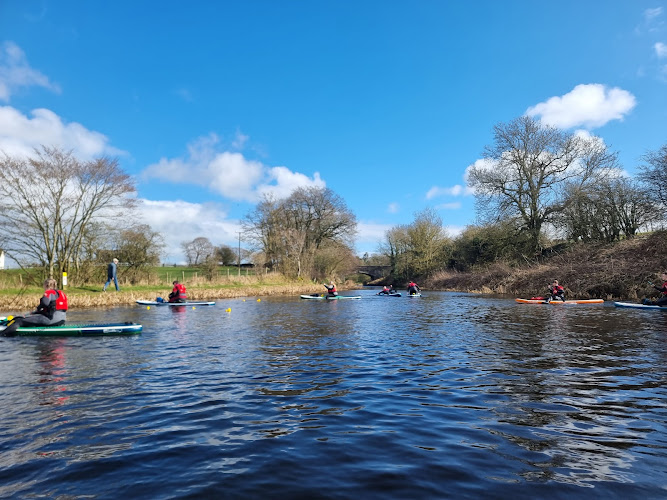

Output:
xmin=643 ymin=271 xmax=667 ymax=306
xmin=407 ymin=280 xmax=420 ymax=295
xmin=2 ymin=278 xmax=68 ymax=335
xmin=546 ymin=279 xmax=565 ymax=302
xmin=324 ymin=281 xmax=338 ymax=297
xmin=168 ymin=280 xmax=188 ymax=303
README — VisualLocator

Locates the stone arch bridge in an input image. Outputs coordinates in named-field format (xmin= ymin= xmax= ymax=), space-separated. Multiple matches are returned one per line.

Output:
xmin=355 ymin=265 xmax=391 ymax=281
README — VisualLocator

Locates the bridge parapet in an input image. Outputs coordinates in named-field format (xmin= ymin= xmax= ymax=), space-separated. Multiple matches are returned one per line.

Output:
xmin=356 ymin=265 xmax=391 ymax=280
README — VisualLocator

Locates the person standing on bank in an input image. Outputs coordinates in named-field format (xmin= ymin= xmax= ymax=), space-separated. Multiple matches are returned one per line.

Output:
xmin=103 ymin=258 xmax=120 ymax=292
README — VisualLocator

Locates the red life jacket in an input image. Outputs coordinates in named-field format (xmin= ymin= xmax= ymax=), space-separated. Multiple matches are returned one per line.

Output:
xmin=661 ymin=281 xmax=667 ymax=295
xmin=39 ymin=289 xmax=68 ymax=317
xmin=56 ymin=290 xmax=68 ymax=311
xmin=552 ymin=285 xmax=564 ymax=293
xmin=172 ymin=283 xmax=187 ymax=299
xmin=44 ymin=289 xmax=68 ymax=311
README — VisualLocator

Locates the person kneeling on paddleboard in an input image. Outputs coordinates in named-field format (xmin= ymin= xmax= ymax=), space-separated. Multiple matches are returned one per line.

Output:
xmin=324 ymin=281 xmax=338 ymax=297
xmin=168 ymin=280 xmax=187 ymax=303
xmin=3 ymin=278 xmax=67 ymax=335
xmin=407 ymin=280 xmax=421 ymax=295
xmin=643 ymin=272 xmax=667 ymax=306
xmin=547 ymin=279 xmax=565 ymax=302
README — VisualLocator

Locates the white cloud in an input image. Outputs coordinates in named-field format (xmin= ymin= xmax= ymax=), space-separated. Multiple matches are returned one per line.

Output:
xmin=387 ymin=202 xmax=399 ymax=214
xmin=435 ymin=202 xmax=462 ymax=210
xmin=637 ymin=7 xmax=663 ymax=34
xmin=464 ymin=158 xmax=497 ymax=195
xmin=355 ymin=221 xmax=393 ymax=254
xmin=232 ymin=129 xmax=249 ymax=150
xmin=0 ymin=41 xmax=60 ymax=102
xmin=426 ymin=184 xmax=469 ymax=199
xmin=525 ymin=84 xmax=636 ymax=129
xmin=142 ymin=134 xmax=325 ymax=202
xmin=137 ymin=198 xmax=240 ymax=264
xmin=0 ymin=106 xmax=123 ymax=159
xmin=444 ymin=225 xmax=465 ymax=238
xmin=257 ymin=166 xmax=325 ymax=199
xmin=645 ymin=7 xmax=663 ymax=21
xmin=655 ymin=42 xmax=667 ymax=58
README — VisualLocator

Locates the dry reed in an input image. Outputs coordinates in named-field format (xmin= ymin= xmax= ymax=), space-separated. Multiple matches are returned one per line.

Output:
xmin=0 ymin=281 xmax=338 ymax=313
xmin=425 ymin=231 xmax=667 ymax=300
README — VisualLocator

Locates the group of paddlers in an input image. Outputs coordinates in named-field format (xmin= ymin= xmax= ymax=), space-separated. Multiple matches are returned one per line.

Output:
xmin=3 ymin=271 xmax=666 ymax=337
xmin=323 ymin=280 xmax=421 ymax=298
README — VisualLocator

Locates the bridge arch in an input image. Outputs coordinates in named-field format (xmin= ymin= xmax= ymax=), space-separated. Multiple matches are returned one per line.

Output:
xmin=355 ymin=265 xmax=391 ymax=281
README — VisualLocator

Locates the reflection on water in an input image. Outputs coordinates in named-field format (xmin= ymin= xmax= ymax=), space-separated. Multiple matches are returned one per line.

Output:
xmin=35 ymin=339 xmax=69 ymax=407
xmin=0 ymin=292 xmax=665 ymax=498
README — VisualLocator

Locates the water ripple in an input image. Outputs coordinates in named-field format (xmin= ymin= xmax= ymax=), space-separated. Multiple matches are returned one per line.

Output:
xmin=0 ymin=294 xmax=666 ymax=498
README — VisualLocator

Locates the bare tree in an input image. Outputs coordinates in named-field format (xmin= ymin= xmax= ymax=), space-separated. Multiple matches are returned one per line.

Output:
xmin=467 ymin=116 xmax=617 ymax=253
xmin=380 ymin=208 xmax=450 ymax=280
xmin=0 ymin=146 xmax=136 ymax=279
xmin=243 ymin=187 xmax=357 ymax=278
xmin=637 ymin=143 xmax=667 ymax=209
xmin=243 ymin=195 xmax=283 ymax=270
xmin=117 ymin=225 xmax=165 ymax=268
xmin=558 ymin=177 xmax=658 ymax=241
xmin=182 ymin=237 xmax=215 ymax=266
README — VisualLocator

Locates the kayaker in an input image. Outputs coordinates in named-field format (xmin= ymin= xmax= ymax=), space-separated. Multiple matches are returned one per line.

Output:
xmin=324 ymin=281 xmax=338 ymax=297
xmin=643 ymin=272 xmax=667 ymax=306
xmin=547 ymin=279 xmax=565 ymax=302
xmin=378 ymin=285 xmax=391 ymax=295
xmin=168 ymin=280 xmax=187 ymax=303
xmin=407 ymin=280 xmax=420 ymax=295
xmin=2 ymin=278 xmax=68 ymax=335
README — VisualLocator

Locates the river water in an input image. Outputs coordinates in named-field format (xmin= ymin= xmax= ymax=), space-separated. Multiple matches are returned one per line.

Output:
xmin=0 ymin=290 xmax=665 ymax=499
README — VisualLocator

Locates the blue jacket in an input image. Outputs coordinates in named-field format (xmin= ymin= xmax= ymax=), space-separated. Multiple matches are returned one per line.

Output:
xmin=107 ymin=262 xmax=117 ymax=279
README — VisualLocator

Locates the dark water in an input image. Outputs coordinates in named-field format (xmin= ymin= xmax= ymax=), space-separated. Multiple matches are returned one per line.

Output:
xmin=1 ymin=291 xmax=665 ymax=499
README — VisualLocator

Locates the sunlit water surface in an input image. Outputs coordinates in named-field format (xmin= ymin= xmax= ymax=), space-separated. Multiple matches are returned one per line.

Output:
xmin=0 ymin=290 xmax=665 ymax=499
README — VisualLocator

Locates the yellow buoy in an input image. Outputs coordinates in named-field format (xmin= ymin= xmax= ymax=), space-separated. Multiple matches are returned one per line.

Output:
xmin=257 ymin=298 xmax=261 ymax=302
xmin=146 ymin=306 xmax=150 ymax=310
xmin=226 ymin=307 xmax=231 ymax=313
xmin=192 ymin=306 xmax=196 ymax=310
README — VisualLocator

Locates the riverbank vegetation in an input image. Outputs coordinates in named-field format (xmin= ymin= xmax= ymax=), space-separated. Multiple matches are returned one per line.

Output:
xmin=424 ymin=230 xmax=667 ymax=300
xmin=0 ymin=271 xmax=329 ymax=312
xmin=0 ymin=124 xmax=664 ymax=306
xmin=373 ymin=121 xmax=666 ymax=300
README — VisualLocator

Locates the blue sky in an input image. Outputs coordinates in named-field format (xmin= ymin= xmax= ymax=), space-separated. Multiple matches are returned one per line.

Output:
xmin=1 ymin=1 xmax=666 ymax=263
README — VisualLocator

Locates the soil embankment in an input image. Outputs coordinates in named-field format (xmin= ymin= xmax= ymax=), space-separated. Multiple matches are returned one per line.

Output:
xmin=424 ymin=231 xmax=667 ymax=301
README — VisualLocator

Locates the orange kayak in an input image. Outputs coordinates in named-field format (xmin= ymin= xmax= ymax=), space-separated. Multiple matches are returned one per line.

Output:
xmin=515 ymin=298 xmax=604 ymax=304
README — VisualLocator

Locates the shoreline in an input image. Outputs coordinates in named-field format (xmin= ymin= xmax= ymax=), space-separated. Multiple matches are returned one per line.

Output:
xmin=0 ymin=283 xmax=333 ymax=313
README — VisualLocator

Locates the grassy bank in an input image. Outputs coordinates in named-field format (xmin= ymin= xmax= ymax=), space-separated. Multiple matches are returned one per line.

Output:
xmin=424 ymin=230 xmax=667 ymax=302
xmin=0 ymin=274 xmax=345 ymax=312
